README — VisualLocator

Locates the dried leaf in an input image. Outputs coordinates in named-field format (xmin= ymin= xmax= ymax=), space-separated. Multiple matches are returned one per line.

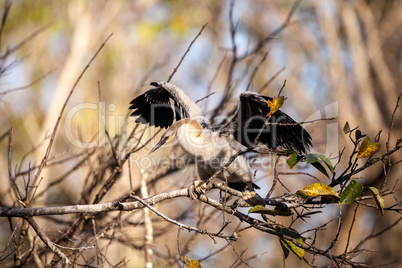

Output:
xmin=279 ymin=227 xmax=304 ymax=259
xmin=296 ymin=183 xmax=339 ymax=201
xmin=368 ymin=187 xmax=385 ymax=215
xmin=340 ymin=180 xmax=363 ymax=205
xmin=266 ymin=96 xmax=285 ymax=117
xmin=357 ymin=137 xmax=380 ymax=158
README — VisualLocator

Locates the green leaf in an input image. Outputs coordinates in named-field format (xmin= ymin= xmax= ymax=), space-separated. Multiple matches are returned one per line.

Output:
xmin=311 ymin=161 xmax=329 ymax=178
xmin=340 ymin=180 xmax=363 ymax=205
xmin=279 ymin=227 xmax=304 ymax=259
xmin=296 ymin=183 xmax=339 ymax=201
xmin=248 ymin=205 xmax=292 ymax=217
xmin=306 ymin=154 xmax=331 ymax=178
xmin=286 ymin=153 xmax=300 ymax=169
xmin=368 ymin=187 xmax=385 ymax=215
xmin=248 ymin=205 xmax=270 ymax=214
xmin=343 ymin=121 xmax=350 ymax=134
xmin=318 ymin=154 xmax=334 ymax=174
xmin=355 ymin=130 xmax=362 ymax=140
xmin=306 ymin=153 xmax=319 ymax=164
xmin=274 ymin=207 xmax=292 ymax=217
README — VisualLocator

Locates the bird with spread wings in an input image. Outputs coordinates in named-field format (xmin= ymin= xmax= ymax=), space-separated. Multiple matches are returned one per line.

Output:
xmin=129 ymin=81 xmax=312 ymax=203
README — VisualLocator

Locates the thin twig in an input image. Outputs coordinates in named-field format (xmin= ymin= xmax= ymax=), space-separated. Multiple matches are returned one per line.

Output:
xmin=245 ymin=50 xmax=269 ymax=92
xmin=386 ymin=92 xmax=401 ymax=152
xmin=29 ymin=33 xmax=113 ymax=203
xmin=344 ymin=204 xmax=359 ymax=253
xmin=237 ymin=0 xmax=302 ymax=60
xmin=0 ymin=0 xmax=12 ymax=51
xmin=98 ymin=81 xmax=119 ymax=165
xmin=25 ymin=217 xmax=70 ymax=266
xmin=266 ymin=156 xmax=281 ymax=198
xmin=132 ymin=195 xmax=237 ymax=240
xmin=0 ymin=71 xmax=52 ymax=97
xmin=177 ymin=227 xmax=185 ymax=265
xmin=257 ymin=67 xmax=286 ymax=93
xmin=353 ymin=216 xmax=402 ymax=250
xmin=0 ymin=24 xmax=50 ymax=60
xmin=167 ymin=24 xmax=207 ymax=82
xmin=195 ymin=91 xmax=216 ymax=104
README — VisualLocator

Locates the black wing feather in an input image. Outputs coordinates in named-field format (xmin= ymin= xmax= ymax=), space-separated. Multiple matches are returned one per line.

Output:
xmin=129 ymin=83 xmax=185 ymax=129
xmin=233 ymin=93 xmax=312 ymax=154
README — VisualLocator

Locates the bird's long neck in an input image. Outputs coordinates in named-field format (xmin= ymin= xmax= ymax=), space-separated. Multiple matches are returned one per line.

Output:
xmin=172 ymin=118 xmax=202 ymax=137
xmin=173 ymin=118 xmax=208 ymax=157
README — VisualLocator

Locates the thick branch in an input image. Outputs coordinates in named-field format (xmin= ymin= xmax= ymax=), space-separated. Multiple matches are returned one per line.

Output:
xmin=0 ymin=189 xmax=188 ymax=217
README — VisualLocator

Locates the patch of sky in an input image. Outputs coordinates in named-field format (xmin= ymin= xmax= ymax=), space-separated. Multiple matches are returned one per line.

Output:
xmin=0 ymin=59 xmax=32 ymax=116
xmin=301 ymin=60 xmax=324 ymax=100
xmin=340 ymin=40 xmax=355 ymax=90
xmin=356 ymin=208 xmax=377 ymax=234
xmin=297 ymin=202 xmax=341 ymax=233
xmin=168 ymin=29 xmax=219 ymax=108
xmin=47 ymin=31 xmax=69 ymax=60
xmin=38 ymin=75 xmax=58 ymax=113
xmin=142 ymin=2 xmax=169 ymax=23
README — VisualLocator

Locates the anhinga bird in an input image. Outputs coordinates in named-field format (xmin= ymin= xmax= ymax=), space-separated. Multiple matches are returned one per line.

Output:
xmin=129 ymin=81 xmax=312 ymax=200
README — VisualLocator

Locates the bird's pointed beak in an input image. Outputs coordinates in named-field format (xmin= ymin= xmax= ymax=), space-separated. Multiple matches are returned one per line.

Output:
xmin=149 ymin=138 xmax=166 ymax=154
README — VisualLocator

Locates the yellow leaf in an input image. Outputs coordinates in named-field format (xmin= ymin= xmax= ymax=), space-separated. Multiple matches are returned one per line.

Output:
xmin=137 ymin=23 xmax=162 ymax=41
xmin=278 ymin=227 xmax=305 ymax=259
xmin=170 ymin=14 xmax=190 ymax=36
xmin=248 ymin=205 xmax=292 ymax=216
xmin=368 ymin=187 xmax=385 ymax=215
xmin=357 ymin=137 xmax=380 ymax=158
xmin=296 ymin=183 xmax=339 ymax=201
xmin=267 ymin=96 xmax=285 ymax=117
xmin=185 ymin=257 xmax=201 ymax=268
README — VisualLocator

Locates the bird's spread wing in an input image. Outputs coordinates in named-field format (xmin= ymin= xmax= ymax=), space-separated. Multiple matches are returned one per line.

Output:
xmin=129 ymin=81 xmax=205 ymax=129
xmin=228 ymin=91 xmax=312 ymax=154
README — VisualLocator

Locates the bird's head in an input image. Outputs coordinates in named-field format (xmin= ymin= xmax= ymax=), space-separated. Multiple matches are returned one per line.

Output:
xmin=149 ymin=128 xmax=176 ymax=154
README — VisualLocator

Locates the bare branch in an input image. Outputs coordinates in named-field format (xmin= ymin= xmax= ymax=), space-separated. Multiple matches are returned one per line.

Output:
xmin=167 ymin=24 xmax=207 ymax=82
xmin=29 ymin=33 xmax=113 ymax=203
xmin=0 ymin=71 xmax=52 ymax=98
xmin=25 ymin=217 xmax=70 ymax=266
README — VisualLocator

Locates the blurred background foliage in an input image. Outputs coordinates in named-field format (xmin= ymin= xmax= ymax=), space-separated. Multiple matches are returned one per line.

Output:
xmin=0 ymin=0 xmax=401 ymax=267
